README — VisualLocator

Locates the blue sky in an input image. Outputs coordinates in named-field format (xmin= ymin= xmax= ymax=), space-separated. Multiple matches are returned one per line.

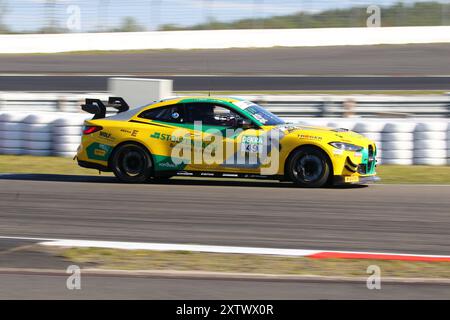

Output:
xmin=1 ymin=0 xmax=445 ymax=32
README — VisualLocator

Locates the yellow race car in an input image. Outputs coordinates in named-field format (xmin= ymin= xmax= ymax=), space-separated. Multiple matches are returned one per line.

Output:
xmin=76 ymin=96 xmax=378 ymax=187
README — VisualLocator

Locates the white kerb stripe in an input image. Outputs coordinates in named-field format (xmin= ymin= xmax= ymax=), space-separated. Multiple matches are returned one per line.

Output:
xmin=39 ymin=239 xmax=320 ymax=257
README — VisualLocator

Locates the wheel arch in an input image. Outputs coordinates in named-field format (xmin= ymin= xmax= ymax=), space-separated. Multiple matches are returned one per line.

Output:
xmin=108 ymin=140 xmax=155 ymax=171
xmin=284 ymin=144 xmax=334 ymax=180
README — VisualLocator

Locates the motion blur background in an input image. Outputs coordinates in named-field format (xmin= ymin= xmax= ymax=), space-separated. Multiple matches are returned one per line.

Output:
xmin=0 ymin=0 xmax=450 ymax=300
xmin=0 ymin=0 xmax=449 ymax=33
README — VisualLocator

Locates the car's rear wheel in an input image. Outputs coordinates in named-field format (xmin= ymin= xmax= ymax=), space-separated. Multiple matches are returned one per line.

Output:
xmin=111 ymin=143 xmax=153 ymax=183
xmin=287 ymin=146 xmax=331 ymax=188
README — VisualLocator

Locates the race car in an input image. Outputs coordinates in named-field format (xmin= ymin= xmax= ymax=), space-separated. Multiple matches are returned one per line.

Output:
xmin=76 ymin=96 xmax=378 ymax=187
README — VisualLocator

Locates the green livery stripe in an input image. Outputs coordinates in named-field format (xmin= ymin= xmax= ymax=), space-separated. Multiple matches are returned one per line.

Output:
xmin=153 ymin=154 xmax=187 ymax=171
xmin=129 ymin=119 xmax=173 ymax=129
xmin=153 ymin=121 xmax=230 ymax=135
xmin=86 ymin=142 xmax=113 ymax=161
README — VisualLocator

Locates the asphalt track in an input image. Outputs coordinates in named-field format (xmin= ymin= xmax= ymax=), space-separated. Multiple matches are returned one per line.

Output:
xmin=1 ymin=273 xmax=449 ymax=299
xmin=1 ymin=75 xmax=449 ymax=91
xmin=1 ymin=44 xmax=450 ymax=91
xmin=1 ymin=44 xmax=450 ymax=76
xmin=1 ymin=175 xmax=450 ymax=299
xmin=1 ymin=174 xmax=449 ymax=255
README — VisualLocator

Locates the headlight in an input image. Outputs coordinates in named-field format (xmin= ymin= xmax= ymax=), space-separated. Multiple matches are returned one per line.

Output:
xmin=329 ymin=142 xmax=363 ymax=152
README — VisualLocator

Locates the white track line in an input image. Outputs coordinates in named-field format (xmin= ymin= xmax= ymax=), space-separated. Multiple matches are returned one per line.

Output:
xmin=40 ymin=239 xmax=320 ymax=257
xmin=2 ymin=235 xmax=450 ymax=261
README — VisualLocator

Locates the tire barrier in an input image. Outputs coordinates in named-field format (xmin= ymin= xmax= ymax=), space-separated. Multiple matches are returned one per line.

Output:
xmin=22 ymin=114 xmax=59 ymax=156
xmin=52 ymin=115 xmax=87 ymax=157
xmin=0 ymin=112 xmax=449 ymax=166
xmin=413 ymin=121 xmax=449 ymax=166
xmin=0 ymin=112 xmax=89 ymax=158
xmin=378 ymin=122 xmax=415 ymax=165
xmin=0 ymin=113 xmax=28 ymax=155
xmin=448 ymin=126 xmax=450 ymax=165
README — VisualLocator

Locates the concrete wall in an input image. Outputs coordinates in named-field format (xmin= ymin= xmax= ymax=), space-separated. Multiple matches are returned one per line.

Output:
xmin=0 ymin=26 xmax=449 ymax=54
xmin=108 ymin=78 xmax=173 ymax=109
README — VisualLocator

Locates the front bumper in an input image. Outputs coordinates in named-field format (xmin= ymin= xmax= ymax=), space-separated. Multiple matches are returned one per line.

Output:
xmin=333 ymin=175 xmax=380 ymax=185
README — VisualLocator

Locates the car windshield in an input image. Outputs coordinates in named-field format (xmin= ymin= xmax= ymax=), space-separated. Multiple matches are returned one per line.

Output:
xmin=235 ymin=101 xmax=285 ymax=125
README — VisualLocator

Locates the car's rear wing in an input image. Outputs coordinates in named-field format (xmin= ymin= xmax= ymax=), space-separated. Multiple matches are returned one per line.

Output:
xmin=81 ymin=97 xmax=130 ymax=119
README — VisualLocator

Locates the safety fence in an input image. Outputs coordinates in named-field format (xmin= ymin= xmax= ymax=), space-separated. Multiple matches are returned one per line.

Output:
xmin=0 ymin=111 xmax=449 ymax=165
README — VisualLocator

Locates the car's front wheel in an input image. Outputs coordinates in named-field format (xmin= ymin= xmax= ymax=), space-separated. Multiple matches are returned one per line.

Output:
xmin=287 ymin=146 xmax=331 ymax=188
xmin=110 ymin=143 xmax=153 ymax=183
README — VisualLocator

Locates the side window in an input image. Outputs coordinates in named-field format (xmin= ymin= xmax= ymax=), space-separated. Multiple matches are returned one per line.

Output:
xmin=138 ymin=104 xmax=183 ymax=123
xmin=184 ymin=103 xmax=242 ymax=127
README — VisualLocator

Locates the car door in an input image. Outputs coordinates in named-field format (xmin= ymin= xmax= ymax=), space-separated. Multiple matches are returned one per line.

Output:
xmin=182 ymin=102 xmax=267 ymax=174
xmin=136 ymin=103 xmax=191 ymax=172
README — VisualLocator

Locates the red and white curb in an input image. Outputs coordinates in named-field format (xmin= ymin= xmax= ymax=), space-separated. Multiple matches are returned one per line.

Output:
xmin=2 ymin=236 xmax=450 ymax=262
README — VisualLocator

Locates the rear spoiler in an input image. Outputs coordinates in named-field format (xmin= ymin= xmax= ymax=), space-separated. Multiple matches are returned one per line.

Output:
xmin=81 ymin=97 xmax=130 ymax=119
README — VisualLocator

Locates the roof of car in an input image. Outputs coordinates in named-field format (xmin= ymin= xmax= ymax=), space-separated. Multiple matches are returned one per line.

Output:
xmin=104 ymin=96 xmax=246 ymax=121
xmin=157 ymin=96 xmax=242 ymax=104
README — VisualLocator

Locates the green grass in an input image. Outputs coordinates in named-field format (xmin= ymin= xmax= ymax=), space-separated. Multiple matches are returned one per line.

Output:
xmin=0 ymin=155 xmax=111 ymax=176
xmin=45 ymin=246 xmax=450 ymax=279
xmin=376 ymin=165 xmax=450 ymax=184
xmin=1 ymin=155 xmax=449 ymax=184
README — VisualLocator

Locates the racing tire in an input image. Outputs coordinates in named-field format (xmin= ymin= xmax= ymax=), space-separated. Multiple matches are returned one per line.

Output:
xmin=0 ymin=147 xmax=24 ymax=155
xmin=413 ymin=157 xmax=447 ymax=165
xmin=414 ymin=131 xmax=447 ymax=140
xmin=381 ymin=132 xmax=413 ymax=141
xmin=359 ymin=132 xmax=382 ymax=142
xmin=53 ymin=151 xmax=77 ymax=158
xmin=110 ymin=143 xmax=153 ymax=183
xmin=53 ymin=126 xmax=83 ymax=135
xmin=413 ymin=149 xmax=447 ymax=158
xmin=54 ymin=143 xmax=80 ymax=152
xmin=0 ymin=122 xmax=26 ymax=131
xmin=24 ymin=124 xmax=51 ymax=133
xmin=287 ymin=146 xmax=331 ymax=188
xmin=53 ymin=116 xmax=89 ymax=127
xmin=381 ymin=149 xmax=413 ymax=159
xmin=1 ymin=139 xmax=25 ymax=148
xmin=24 ymin=132 xmax=52 ymax=141
xmin=54 ymin=135 xmax=82 ymax=144
xmin=353 ymin=121 xmax=386 ymax=133
xmin=1 ymin=131 xmax=24 ymax=140
xmin=382 ymin=140 xmax=414 ymax=150
xmin=382 ymin=122 xmax=416 ymax=133
xmin=25 ymin=149 xmax=52 ymax=156
xmin=415 ymin=122 xmax=449 ymax=132
xmin=414 ymin=140 xmax=447 ymax=150
xmin=381 ymin=158 xmax=413 ymax=165
xmin=0 ymin=113 xmax=28 ymax=122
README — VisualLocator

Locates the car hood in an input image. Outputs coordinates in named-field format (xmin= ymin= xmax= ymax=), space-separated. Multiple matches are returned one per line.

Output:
xmin=275 ymin=124 xmax=373 ymax=145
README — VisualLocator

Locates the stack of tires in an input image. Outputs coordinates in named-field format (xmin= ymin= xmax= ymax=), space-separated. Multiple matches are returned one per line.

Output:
xmin=52 ymin=114 xmax=88 ymax=157
xmin=23 ymin=114 xmax=57 ymax=156
xmin=380 ymin=121 xmax=415 ymax=165
xmin=448 ymin=124 xmax=450 ymax=166
xmin=413 ymin=121 xmax=448 ymax=165
xmin=0 ymin=112 xmax=28 ymax=155
xmin=353 ymin=120 xmax=384 ymax=163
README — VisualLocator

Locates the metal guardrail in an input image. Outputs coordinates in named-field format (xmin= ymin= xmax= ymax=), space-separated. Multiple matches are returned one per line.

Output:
xmin=0 ymin=92 xmax=449 ymax=118
xmin=253 ymin=95 xmax=450 ymax=118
